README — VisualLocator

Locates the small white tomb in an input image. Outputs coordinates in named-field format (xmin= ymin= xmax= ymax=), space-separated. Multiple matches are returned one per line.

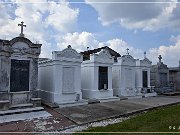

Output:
xmin=81 ymin=49 xmax=119 ymax=102
xmin=112 ymin=50 xmax=142 ymax=98
xmin=135 ymin=52 xmax=157 ymax=97
xmin=38 ymin=45 xmax=87 ymax=107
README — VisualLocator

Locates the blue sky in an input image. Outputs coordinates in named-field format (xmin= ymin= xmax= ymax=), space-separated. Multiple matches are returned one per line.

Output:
xmin=0 ymin=0 xmax=180 ymax=66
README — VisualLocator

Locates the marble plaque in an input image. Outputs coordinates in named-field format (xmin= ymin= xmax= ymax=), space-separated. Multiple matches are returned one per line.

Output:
xmin=125 ymin=68 xmax=132 ymax=87
xmin=10 ymin=60 xmax=30 ymax=92
xmin=62 ymin=67 xmax=75 ymax=93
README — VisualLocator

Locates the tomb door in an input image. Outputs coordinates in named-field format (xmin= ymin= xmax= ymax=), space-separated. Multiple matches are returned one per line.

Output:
xmin=98 ymin=66 xmax=108 ymax=90
xmin=142 ymin=71 xmax=148 ymax=88
xmin=10 ymin=59 xmax=30 ymax=92
xmin=160 ymin=73 xmax=168 ymax=86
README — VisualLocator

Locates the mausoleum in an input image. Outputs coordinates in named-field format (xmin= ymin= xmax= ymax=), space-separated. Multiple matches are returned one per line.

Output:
xmin=169 ymin=61 xmax=180 ymax=92
xmin=38 ymin=45 xmax=87 ymax=107
xmin=150 ymin=55 xmax=173 ymax=93
xmin=112 ymin=49 xmax=141 ymax=98
xmin=0 ymin=22 xmax=41 ymax=110
xmin=135 ymin=52 xmax=157 ymax=97
xmin=81 ymin=48 xmax=119 ymax=102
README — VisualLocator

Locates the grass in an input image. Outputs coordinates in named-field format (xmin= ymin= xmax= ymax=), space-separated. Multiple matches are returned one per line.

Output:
xmin=76 ymin=104 xmax=180 ymax=134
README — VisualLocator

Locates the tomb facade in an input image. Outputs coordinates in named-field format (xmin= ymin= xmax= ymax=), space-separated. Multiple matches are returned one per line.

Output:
xmin=169 ymin=61 xmax=180 ymax=92
xmin=81 ymin=49 xmax=119 ymax=102
xmin=38 ymin=45 xmax=87 ymax=107
xmin=0 ymin=22 xmax=41 ymax=110
xmin=150 ymin=55 xmax=173 ymax=93
xmin=135 ymin=52 xmax=157 ymax=97
xmin=112 ymin=50 xmax=141 ymax=98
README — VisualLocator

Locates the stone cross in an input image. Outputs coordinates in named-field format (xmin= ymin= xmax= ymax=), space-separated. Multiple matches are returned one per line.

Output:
xmin=158 ymin=55 xmax=162 ymax=63
xmin=18 ymin=21 xmax=26 ymax=37
xmin=126 ymin=48 xmax=129 ymax=55
xmin=144 ymin=51 xmax=146 ymax=58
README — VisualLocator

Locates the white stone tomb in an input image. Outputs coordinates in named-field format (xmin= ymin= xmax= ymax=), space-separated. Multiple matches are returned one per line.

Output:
xmin=135 ymin=52 xmax=157 ymax=97
xmin=112 ymin=51 xmax=142 ymax=98
xmin=81 ymin=49 xmax=119 ymax=102
xmin=38 ymin=45 xmax=87 ymax=107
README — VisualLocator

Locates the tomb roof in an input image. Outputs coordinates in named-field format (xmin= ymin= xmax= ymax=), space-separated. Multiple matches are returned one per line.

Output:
xmin=80 ymin=46 xmax=121 ymax=61
xmin=10 ymin=37 xmax=42 ymax=48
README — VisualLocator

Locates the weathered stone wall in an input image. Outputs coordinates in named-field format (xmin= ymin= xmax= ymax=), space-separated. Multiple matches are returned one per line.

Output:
xmin=0 ymin=37 xmax=41 ymax=108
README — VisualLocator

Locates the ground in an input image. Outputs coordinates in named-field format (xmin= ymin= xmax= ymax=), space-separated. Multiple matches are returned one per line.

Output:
xmin=80 ymin=104 xmax=180 ymax=133
xmin=0 ymin=95 xmax=179 ymax=133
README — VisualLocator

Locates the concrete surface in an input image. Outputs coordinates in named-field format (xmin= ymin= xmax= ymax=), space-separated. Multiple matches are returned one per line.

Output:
xmin=0 ymin=96 xmax=179 ymax=132
xmin=55 ymin=96 xmax=180 ymax=125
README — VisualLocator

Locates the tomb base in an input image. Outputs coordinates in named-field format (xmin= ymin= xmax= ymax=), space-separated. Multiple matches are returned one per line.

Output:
xmin=31 ymin=98 xmax=41 ymax=107
xmin=39 ymin=90 xmax=87 ymax=107
xmin=143 ymin=92 xmax=157 ymax=97
xmin=56 ymin=99 xmax=88 ymax=108
xmin=97 ymin=96 xmax=120 ymax=103
xmin=0 ymin=91 xmax=41 ymax=111
xmin=126 ymin=95 xmax=142 ymax=99
xmin=0 ymin=100 xmax=10 ymax=111
xmin=82 ymin=89 xmax=115 ymax=100
xmin=114 ymin=88 xmax=142 ymax=98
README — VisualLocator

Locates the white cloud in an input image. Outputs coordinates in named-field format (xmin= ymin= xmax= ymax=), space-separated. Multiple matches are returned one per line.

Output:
xmin=56 ymin=32 xmax=99 ymax=52
xmin=1 ymin=1 xmax=180 ymax=66
xmin=148 ymin=35 xmax=180 ymax=67
xmin=0 ymin=0 xmax=79 ymax=58
xmin=56 ymin=31 xmax=144 ymax=58
xmin=57 ymin=31 xmax=180 ymax=67
xmin=46 ymin=1 xmax=79 ymax=32
xmin=85 ymin=0 xmax=179 ymax=31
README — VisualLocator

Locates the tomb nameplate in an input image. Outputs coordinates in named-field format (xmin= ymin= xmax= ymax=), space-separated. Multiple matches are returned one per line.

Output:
xmin=125 ymin=68 xmax=132 ymax=87
xmin=62 ymin=67 xmax=75 ymax=93
xmin=160 ymin=73 xmax=168 ymax=86
xmin=10 ymin=60 xmax=30 ymax=92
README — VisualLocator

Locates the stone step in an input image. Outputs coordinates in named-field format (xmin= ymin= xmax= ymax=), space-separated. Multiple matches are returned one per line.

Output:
xmin=143 ymin=92 xmax=157 ymax=97
xmin=88 ymin=99 xmax=100 ymax=104
xmin=126 ymin=95 xmax=142 ymax=99
xmin=163 ymin=91 xmax=180 ymax=96
xmin=98 ymin=96 xmax=120 ymax=103
xmin=57 ymin=100 xmax=88 ymax=108
xmin=0 ymin=107 xmax=44 ymax=116
xmin=10 ymin=103 xmax=33 ymax=110
xmin=119 ymin=96 xmax=128 ymax=100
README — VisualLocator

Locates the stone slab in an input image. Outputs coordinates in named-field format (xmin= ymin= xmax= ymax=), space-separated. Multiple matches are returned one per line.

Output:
xmin=10 ymin=103 xmax=33 ymax=109
xmin=0 ymin=105 xmax=75 ymax=132
xmin=55 ymin=96 xmax=180 ymax=125
xmin=0 ymin=123 xmax=18 ymax=132
xmin=0 ymin=110 xmax=51 ymax=124
xmin=98 ymin=96 xmax=120 ymax=103
xmin=143 ymin=92 xmax=157 ymax=97
xmin=57 ymin=100 xmax=88 ymax=108
xmin=55 ymin=101 xmax=150 ymax=125
xmin=0 ymin=107 xmax=44 ymax=115
xmin=123 ymin=96 xmax=180 ymax=107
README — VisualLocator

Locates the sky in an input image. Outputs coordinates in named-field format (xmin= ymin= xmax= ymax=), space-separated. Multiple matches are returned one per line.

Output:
xmin=0 ymin=0 xmax=180 ymax=67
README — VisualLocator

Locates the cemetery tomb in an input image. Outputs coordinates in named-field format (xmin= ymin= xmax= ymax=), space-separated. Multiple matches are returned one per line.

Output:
xmin=135 ymin=52 xmax=157 ymax=97
xmin=150 ymin=55 xmax=173 ymax=93
xmin=38 ymin=45 xmax=87 ymax=107
xmin=0 ymin=22 xmax=41 ymax=110
xmin=81 ymin=49 xmax=119 ymax=102
xmin=112 ymin=49 xmax=142 ymax=98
